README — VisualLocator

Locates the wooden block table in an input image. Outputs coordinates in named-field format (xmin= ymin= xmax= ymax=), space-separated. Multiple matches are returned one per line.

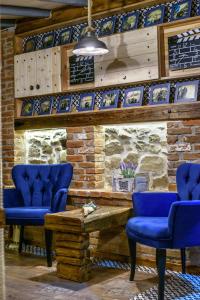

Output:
xmin=45 ymin=206 xmax=132 ymax=282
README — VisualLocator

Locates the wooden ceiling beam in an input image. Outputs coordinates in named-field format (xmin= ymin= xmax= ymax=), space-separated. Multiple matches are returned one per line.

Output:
xmin=0 ymin=19 xmax=16 ymax=29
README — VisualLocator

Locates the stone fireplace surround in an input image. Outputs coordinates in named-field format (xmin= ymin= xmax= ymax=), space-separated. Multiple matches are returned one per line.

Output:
xmin=13 ymin=119 xmax=200 ymax=269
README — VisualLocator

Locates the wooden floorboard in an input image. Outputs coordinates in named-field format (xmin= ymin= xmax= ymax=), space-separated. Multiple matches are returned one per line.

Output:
xmin=5 ymin=252 xmax=155 ymax=300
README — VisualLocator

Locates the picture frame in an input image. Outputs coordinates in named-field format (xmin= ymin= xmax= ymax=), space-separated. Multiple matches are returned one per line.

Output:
xmin=99 ymin=16 xmax=117 ymax=37
xmin=120 ymin=11 xmax=139 ymax=32
xmin=21 ymin=100 xmax=34 ymax=116
xmin=144 ymin=5 xmax=165 ymax=27
xmin=78 ymin=93 xmax=95 ymax=112
xmin=41 ymin=32 xmax=55 ymax=49
xmin=170 ymin=0 xmax=192 ymax=21
xmin=149 ymin=83 xmax=171 ymax=105
xmin=174 ymin=80 xmax=199 ymax=103
xmin=123 ymin=87 xmax=144 ymax=107
xmin=100 ymin=89 xmax=120 ymax=110
xmin=38 ymin=98 xmax=53 ymax=115
xmin=59 ymin=28 xmax=72 ymax=45
xmin=57 ymin=95 xmax=72 ymax=113
xmin=24 ymin=37 xmax=36 ymax=53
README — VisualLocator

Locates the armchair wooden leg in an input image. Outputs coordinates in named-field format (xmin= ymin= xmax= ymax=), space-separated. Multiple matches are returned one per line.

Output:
xmin=19 ymin=226 xmax=24 ymax=254
xmin=128 ymin=239 xmax=136 ymax=281
xmin=45 ymin=229 xmax=53 ymax=267
xmin=180 ymin=248 xmax=186 ymax=274
xmin=156 ymin=248 xmax=166 ymax=300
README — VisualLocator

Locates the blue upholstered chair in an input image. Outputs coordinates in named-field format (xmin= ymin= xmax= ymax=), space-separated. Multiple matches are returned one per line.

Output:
xmin=126 ymin=163 xmax=200 ymax=300
xmin=3 ymin=163 xmax=73 ymax=267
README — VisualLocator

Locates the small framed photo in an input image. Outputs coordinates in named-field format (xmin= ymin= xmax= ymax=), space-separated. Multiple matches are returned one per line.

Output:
xmin=100 ymin=90 xmax=120 ymax=110
xmin=42 ymin=32 xmax=55 ymax=49
xmin=78 ymin=93 xmax=95 ymax=112
xmin=170 ymin=0 xmax=192 ymax=21
xmin=38 ymin=98 xmax=53 ymax=115
xmin=99 ymin=17 xmax=117 ymax=37
xmin=144 ymin=5 xmax=165 ymax=27
xmin=123 ymin=87 xmax=144 ymax=107
xmin=57 ymin=95 xmax=72 ymax=113
xmin=24 ymin=37 xmax=36 ymax=53
xmin=21 ymin=100 xmax=34 ymax=116
xmin=175 ymin=80 xmax=199 ymax=103
xmin=120 ymin=12 xmax=139 ymax=32
xmin=59 ymin=28 xmax=72 ymax=45
xmin=149 ymin=83 xmax=170 ymax=105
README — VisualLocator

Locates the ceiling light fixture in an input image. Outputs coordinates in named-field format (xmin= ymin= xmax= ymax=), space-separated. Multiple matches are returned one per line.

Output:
xmin=73 ymin=0 xmax=109 ymax=56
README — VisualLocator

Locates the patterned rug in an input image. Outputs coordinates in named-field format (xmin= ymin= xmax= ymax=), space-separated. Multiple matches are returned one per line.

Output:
xmin=94 ymin=260 xmax=200 ymax=300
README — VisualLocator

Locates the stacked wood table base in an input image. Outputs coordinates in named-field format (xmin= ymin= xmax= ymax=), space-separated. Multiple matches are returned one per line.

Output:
xmin=55 ymin=232 xmax=91 ymax=282
xmin=45 ymin=206 xmax=132 ymax=282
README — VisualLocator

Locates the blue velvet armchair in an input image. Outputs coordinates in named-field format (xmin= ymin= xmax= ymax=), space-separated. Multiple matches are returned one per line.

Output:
xmin=126 ymin=163 xmax=200 ymax=300
xmin=3 ymin=163 xmax=73 ymax=267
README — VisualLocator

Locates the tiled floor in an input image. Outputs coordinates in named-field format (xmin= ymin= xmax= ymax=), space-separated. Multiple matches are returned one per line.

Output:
xmin=5 ymin=252 xmax=155 ymax=300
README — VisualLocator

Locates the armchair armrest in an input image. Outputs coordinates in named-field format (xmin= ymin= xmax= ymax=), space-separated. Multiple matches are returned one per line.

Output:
xmin=51 ymin=188 xmax=68 ymax=213
xmin=3 ymin=188 xmax=23 ymax=208
xmin=133 ymin=192 xmax=179 ymax=217
xmin=168 ymin=200 xmax=200 ymax=248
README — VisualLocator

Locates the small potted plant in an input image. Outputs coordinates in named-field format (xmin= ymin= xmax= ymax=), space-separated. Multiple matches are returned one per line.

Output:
xmin=113 ymin=162 xmax=137 ymax=192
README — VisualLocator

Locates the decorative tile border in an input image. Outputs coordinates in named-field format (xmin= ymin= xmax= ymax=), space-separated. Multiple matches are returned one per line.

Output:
xmin=22 ymin=0 xmax=200 ymax=53
xmin=21 ymin=76 xmax=200 ymax=117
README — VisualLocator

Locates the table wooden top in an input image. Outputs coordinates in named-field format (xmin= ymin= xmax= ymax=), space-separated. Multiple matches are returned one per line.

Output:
xmin=45 ymin=206 xmax=132 ymax=233
xmin=0 ymin=208 xmax=5 ymax=228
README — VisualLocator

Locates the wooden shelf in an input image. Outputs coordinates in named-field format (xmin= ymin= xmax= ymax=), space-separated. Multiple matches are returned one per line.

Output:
xmin=15 ymin=102 xmax=200 ymax=130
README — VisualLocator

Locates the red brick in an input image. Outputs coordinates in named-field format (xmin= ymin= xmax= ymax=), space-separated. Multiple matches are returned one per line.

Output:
xmin=167 ymin=128 xmax=192 ymax=135
xmin=67 ymin=155 xmax=84 ymax=162
xmin=168 ymin=153 xmax=179 ymax=161
xmin=79 ymin=162 xmax=95 ymax=168
xmin=167 ymin=136 xmax=178 ymax=144
xmin=184 ymin=136 xmax=200 ymax=143
xmin=66 ymin=141 xmax=84 ymax=148
xmin=183 ymin=153 xmax=200 ymax=160
xmin=183 ymin=120 xmax=200 ymax=126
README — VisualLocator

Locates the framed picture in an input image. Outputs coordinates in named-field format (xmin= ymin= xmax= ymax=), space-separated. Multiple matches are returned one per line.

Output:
xmin=57 ymin=95 xmax=72 ymax=113
xmin=99 ymin=17 xmax=117 ymax=37
xmin=120 ymin=12 xmax=139 ymax=32
xmin=78 ymin=93 xmax=95 ymax=112
xmin=144 ymin=5 xmax=165 ymax=27
xmin=174 ymin=80 xmax=199 ymax=103
xmin=42 ymin=32 xmax=55 ymax=49
xmin=170 ymin=0 xmax=192 ymax=21
xmin=123 ymin=87 xmax=144 ymax=107
xmin=24 ymin=37 xmax=36 ymax=53
xmin=59 ymin=28 xmax=72 ymax=45
xmin=38 ymin=98 xmax=53 ymax=115
xmin=21 ymin=100 xmax=34 ymax=116
xmin=149 ymin=83 xmax=170 ymax=105
xmin=100 ymin=90 xmax=120 ymax=110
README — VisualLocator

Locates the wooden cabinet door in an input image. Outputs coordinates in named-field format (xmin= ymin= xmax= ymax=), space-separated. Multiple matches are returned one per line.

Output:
xmin=14 ymin=52 xmax=37 ymax=98
xmin=14 ymin=53 xmax=28 ymax=98
xmin=35 ymin=49 xmax=51 ymax=95
xmin=26 ymin=52 xmax=37 ymax=96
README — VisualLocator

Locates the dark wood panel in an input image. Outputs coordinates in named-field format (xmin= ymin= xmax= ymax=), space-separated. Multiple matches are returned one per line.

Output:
xmin=15 ymin=0 xmax=174 ymax=36
xmin=15 ymin=102 xmax=200 ymax=130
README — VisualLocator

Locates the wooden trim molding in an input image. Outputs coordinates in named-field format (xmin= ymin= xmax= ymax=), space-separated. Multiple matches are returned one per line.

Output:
xmin=0 ymin=209 xmax=5 ymax=228
xmin=15 ymin=102 xmax=200 ymax=130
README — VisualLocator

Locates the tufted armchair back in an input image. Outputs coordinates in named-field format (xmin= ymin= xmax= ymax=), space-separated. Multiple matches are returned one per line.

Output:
xmin=176 ymin=163 xmax=200 ymax=201
xmin=12 ymin=164 xmax=73 ymax=207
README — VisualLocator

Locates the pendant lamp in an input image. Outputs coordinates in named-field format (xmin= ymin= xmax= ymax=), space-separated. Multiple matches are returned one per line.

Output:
xmin=73 ymin=0 xmax=109 ymax=56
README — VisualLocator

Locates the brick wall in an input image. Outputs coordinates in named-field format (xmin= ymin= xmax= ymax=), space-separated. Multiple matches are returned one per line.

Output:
xmin=1 ymin=30 xmax=15 ymax=186
xmin=168 ymin=120 xmax=200 ymax=190
xmin=66 ymin=126 xmax=105 ymax=189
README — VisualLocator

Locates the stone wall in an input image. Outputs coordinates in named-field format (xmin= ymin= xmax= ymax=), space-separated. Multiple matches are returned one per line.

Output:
xmin=25 ymin=129 xmax=67 ymax=164
xmin=104 ymin=123 xmax=168 ymax=191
